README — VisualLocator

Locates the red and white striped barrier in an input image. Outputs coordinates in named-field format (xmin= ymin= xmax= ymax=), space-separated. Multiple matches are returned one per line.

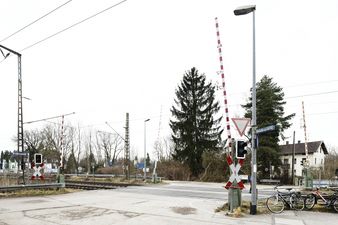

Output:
xmin=215 ymin=17 xmax=231 ymax=142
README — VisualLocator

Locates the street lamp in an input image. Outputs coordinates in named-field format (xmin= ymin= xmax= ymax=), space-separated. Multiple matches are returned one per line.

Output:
xmin=144 ymin=118 xmax=150 ymax=181
xmin=234 ymin=4 xmax=257 ymax=215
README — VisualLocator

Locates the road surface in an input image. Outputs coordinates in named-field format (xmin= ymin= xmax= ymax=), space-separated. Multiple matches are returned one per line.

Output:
xmin=0 ymin=181 xmax=336 ymax=225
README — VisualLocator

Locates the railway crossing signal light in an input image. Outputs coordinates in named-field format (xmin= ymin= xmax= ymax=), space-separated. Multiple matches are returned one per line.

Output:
xmin=236 ymin=140 xmax=248 ymax=159
xmin=34 ymin=154 xmax=42 ymax=164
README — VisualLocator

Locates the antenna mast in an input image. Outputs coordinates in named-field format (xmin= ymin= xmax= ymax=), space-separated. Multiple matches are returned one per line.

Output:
xmin=215 ymin=18 xmax=231 ymax=142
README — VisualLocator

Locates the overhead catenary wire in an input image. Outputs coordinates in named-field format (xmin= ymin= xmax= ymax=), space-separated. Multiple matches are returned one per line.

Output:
xmin=20 ymin=0 xmax=128 ymax=52
xmin=24 ymin=112 xmax=75 ymax=124
xmin=286 ymin=90 xmax=338 ymax=99
xmin=0 ymin=0 xmax=73 ymax=43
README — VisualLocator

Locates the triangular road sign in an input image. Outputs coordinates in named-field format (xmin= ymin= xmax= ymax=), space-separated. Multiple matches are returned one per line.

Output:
xmin=232 ymin=118 xmax=251 ymax=137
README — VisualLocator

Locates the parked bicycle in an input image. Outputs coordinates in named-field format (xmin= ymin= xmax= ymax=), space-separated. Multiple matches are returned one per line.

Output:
xmin=266 ymin=186 xmax=305 ymax=213
xmin=304 ymin=187 xmax=338 ymax=212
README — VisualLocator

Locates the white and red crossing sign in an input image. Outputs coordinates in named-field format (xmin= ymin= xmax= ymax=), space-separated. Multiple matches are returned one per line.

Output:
xmin=224 ymin=155 xmax=245 ymax=190
xmin=232 ymin=118 xmax=250 ymax=137
xmin=31 ymin=162 xmax=45 ymax=180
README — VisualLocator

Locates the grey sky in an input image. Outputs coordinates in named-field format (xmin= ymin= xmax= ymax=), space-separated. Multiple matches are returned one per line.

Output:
xmin=0 ymin=0 xmax=337 ymax=159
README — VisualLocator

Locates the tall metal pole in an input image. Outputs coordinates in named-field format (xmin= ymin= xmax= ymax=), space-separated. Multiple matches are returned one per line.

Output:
xmin=0 ymin=45 xmax=24 ymax=184
xmin=302 ymin=101 xmax=310 ymax=187
xmin=60 ymin=115 xmax=65 ymax=173
xmin=125 ymin=113 xmax=130 ymax=180
xmin=302 ymin=101 xmax=309 ymax=162
xmin=292 ymin=131 xmax=296 ymax=185
xmin=250 ymin=10 xmax=257 ymax=215
xmin=144 ymin=119 xmax=150 ymax=181
xmin=18 ymin=55 xmax=25 ymax=184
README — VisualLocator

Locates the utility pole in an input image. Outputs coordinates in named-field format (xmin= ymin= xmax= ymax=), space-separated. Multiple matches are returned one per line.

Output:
xmin=0 ymin=45 xmax=24 ymax=184
xmin=60 ymin=115 xmax=65 ymax=173
xmin=292 ymin=131 xmax=295 ymax=185
xmin=124 ymin=113 xmax=130 ymax=180
xmin=154 ymin=106 xmax=162 ymax=160
xmin=144 ymin=119 xmax=150 ymax=181
xmin=302 ymin=101 xmax=309 ymax=164
xmin=302 ymin=101 xmax=312 ymax=188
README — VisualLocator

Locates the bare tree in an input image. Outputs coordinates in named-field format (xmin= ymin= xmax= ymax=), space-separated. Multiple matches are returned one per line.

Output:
xmin=95 ymin=131 xmax=123 ymax=167
xmin=154 ymin=136 xmax=174 ymax=161
xmin=324 ymin=146 xmax=338 ymax=179
xmin=66 ymin=124 xmax=83 ymax=174
xmin=24 ymin=129 xmax=44 ymax=162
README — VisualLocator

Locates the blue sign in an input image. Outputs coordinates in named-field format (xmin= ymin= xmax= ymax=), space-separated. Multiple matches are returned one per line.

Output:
xmin=137 ymin=163 xmax=144 ymax=169
xmin=256 ymin=125 xmax=276 ymax=134
xmin=12 ymin=151 xmax=29 ymax=157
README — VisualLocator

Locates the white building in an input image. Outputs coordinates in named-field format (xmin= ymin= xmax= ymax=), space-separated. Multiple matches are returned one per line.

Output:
xmin=279 ymin=141 xmax=328 ymax=177
xmin=1 ymin=160 xmax=19 ymax=173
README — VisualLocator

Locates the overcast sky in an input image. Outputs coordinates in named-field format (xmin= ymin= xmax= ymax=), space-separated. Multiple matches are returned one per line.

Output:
xmin=0 ymin=0 xmax=337 ymax=159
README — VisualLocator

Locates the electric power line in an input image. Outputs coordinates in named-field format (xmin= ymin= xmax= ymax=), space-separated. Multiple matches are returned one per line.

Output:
xmin=20 ymin=0 xmax=128 ymax=52
xmin=0 ymin=0 xmax=73 ymax=43
xmin=286 ymin=90 xmax=338 ymax=99
xmin=284 ymin=79 xmax=338 ymax=88
xmin=308 ymin=111 xmax=338 ymax=116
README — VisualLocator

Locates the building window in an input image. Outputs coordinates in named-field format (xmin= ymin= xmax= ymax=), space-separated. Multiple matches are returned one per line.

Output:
xmin=294 ymin=158 xmax=297 ymax=164
xmin=284 ymin=159 xmax=289 ymax=164
xmin=302 ymin=158 xmax=306 ymax=165
xmin=321 ymin=159 xmax=323 ymax=165
xmin=315 ymin=158 xmax=317 ymax=165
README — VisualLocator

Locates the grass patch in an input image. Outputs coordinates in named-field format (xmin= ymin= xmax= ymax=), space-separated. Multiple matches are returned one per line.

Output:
xmin=215 ymin=199 xmax=270 ymax=217
xmin=0 ymin=188 xmax=77 ymax=198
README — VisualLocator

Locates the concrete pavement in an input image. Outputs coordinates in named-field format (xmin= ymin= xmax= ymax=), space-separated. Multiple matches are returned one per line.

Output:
xmin=0 ymin=181 xmax=337 ymax=224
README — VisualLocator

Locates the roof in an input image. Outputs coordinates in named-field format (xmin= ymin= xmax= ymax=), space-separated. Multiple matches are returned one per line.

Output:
xmin=279 ymin=141 xmax=328 ymax=155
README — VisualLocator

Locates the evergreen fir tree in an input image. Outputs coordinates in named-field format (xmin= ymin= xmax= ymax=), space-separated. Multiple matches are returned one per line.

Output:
xmin=170 ymin=67 xmax=223 ymax=177
xmin=242 ymin=75 xmax=295 ymax=177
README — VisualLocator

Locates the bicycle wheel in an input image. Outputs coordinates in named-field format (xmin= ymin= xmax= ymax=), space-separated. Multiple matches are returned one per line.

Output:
xmin=266 ymin=195 xmax=284 ymax=213
xmin=332 ymin=199 xmax=338 ymax=213
xmin=291 ymin=194 xmax=305 ymax=211
xmin=304 ymin=194 xmax=316 ymax=210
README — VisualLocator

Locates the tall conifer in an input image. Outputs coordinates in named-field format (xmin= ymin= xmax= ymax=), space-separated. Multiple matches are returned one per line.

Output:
xmin=242 ymin=75 xmax=295 ymax=177
xmin=170 ymin=67 xmax=223 ymax=177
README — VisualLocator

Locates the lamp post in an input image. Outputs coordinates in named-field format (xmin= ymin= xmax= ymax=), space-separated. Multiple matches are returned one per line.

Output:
xmin=144 ymin=118 xmax=150 ymax=181
xmin=234 ymin=5 xmax=257 ymax=215
xmin=0 ymin=44 xmax=25 ymax=184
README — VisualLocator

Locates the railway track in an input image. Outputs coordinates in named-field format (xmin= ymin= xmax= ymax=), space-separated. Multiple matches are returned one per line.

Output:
xmin=65 ymin=180 xmax=140 ymax=190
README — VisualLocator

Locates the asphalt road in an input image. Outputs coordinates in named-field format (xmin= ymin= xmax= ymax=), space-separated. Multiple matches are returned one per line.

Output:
xmin=0 ymin=181 xmax=337 ymax=225
xmin=118 ymin=181 xmax=274 ymax=200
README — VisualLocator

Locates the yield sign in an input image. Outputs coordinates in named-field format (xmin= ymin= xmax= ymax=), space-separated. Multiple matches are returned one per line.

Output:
xmin=232 ymin=118 xmax=250 ymax=137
